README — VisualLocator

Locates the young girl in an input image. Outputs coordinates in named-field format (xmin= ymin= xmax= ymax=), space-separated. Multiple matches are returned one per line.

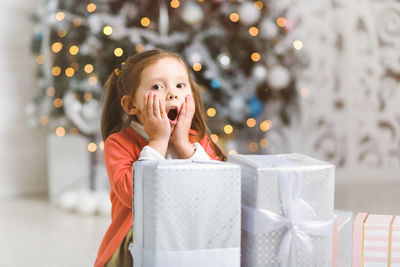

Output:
xmin=95 ymin=49 xmax=226 ymax=267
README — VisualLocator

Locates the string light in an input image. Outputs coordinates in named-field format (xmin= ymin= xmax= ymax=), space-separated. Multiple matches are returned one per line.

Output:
xmin=87 ymin=3 xmax=97 ymax=12
xmin=103 ymin=26 xmax=113 ymax=35
xmin=36 ymin=55 xmax=45 ymax=64
xmin=51 ymin=42 xmax=63 ymax=53
xmin=69 ymin=45 xmax=79 ymax=55
xmin=293 ymin=40 xmax=303 ymax=50
xmin=251 ymin=52 xmax=261 ymax=62
xmin=229 ymin=13 xmax=240 ymax=22
xmin=210 ymin=134 xmax=219 ymax=143
xmin=276 ymin=17 xmax=287 ymax=28
xmin=260 ymin=138 xmax=269 ymax=148
xmin=300 ymin=88 xmax=309 ymax=98
xmin=224 ymin=124 xmax=233 ymax=134
xmin=84 ymin=64 xmax=94 ymax=73
xmin=170 ymin=0 xmax=180 ymax=8
xmin=114 ymin=47 xmax=123 ymax=57
xmin=260 ymin=120 xmax=272 ymax=131
xmin=248 ymin=142 xmax=259 ymax=152
xmin=53 ymin=98 xmax=63 ymax=108
xmin=65 ymin=67 xmax=75 ymax=77
xmin=46 ymin=87 xmax=55 ymax=96
xmin=39 ymin=116 xmax=48 ymax=126
xmin=99 ymin=141 xmax=105 ymax=150
xmin=88 ymin=75 xmax=98 ymax=85
xmin=73 ymin=18 xmax=82 ymax=27
xmin=246 ymin=118 xmax=256 ymax=127
xmin=249 ymin=27 xmax=259 ymax=37
xmin=88 ymin=142 xmax=97 ymax=152
xmin=52 ymin=66 xmax=61 ymax=76
xmin=57 ymin=29 xmax=67 ymax=38
xmin=254 ymin=1 xmax=263 ymax=9
xmin=84 ymin=93 xmax=92 ymax=102
xmin=56 ymin=12 xmax=65 ymax=21
xmin=207 ymin=107 xmax=216 ymax=117
xmin=141 ymin=17 xmax=151 ymax=27
xmin=56 ymin=127 xmax=66 ymax=137
xmin=192 ymin=63 xmax=202 ymax=71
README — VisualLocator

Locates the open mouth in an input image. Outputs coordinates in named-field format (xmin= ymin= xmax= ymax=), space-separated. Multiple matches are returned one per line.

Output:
xmin=167 ymin=107 xmax=178 ymax=121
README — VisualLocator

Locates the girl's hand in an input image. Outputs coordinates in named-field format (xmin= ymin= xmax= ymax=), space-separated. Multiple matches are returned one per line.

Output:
xmin=172 ymin=94 xmax=196 ymax=158
xmin=140 ymin=92 xmax=171 ymax=156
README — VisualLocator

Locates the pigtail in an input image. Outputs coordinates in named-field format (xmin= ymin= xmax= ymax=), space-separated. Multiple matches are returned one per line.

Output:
xmin=101 ymin=71 xmax=125 ymax=141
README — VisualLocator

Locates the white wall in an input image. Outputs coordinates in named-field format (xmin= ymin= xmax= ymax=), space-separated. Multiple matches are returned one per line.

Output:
xmin=265 ymin=0 xmax=400 ymax=213
xmin=0 ymin=0 xmax=47 ymax=197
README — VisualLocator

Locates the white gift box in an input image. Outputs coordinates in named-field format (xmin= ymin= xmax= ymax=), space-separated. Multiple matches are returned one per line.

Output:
xmin=228 ymin=153 xmax=335 ymax=267
xmin=132 ymin=159 xmax=241 ymax=267
xmin=47 ymin=134 xmax=91 ymax=205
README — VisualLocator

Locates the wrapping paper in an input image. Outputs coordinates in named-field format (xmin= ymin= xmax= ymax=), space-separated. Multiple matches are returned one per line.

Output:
xmin=228 ymin=153 xmax=335 ymax=267
xmin=132 ymin=159 xmax=241 ymax=267
xmin=352 ymin=212 xmax=400 ymax=266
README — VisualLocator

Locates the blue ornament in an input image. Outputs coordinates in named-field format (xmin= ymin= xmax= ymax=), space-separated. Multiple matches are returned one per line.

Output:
xmin=248 ymin=96 xmax=263 ymax=118
xmin=210 ymin=79 xmax=221 ymax=89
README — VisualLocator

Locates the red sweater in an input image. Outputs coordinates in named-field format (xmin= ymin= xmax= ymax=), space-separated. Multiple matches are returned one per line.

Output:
xmin=95 ymin=127 xmax=220 ymax=267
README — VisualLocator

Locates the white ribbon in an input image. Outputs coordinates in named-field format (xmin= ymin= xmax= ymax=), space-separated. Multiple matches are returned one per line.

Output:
xmin=242 ymin=155 xmax=334 ymax=267
xmin=132 ymin=159 xmax=240 ymax=267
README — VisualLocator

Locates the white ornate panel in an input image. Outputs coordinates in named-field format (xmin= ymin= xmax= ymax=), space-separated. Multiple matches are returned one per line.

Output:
xmin=265 ymin=0 xmax=400 ymax=184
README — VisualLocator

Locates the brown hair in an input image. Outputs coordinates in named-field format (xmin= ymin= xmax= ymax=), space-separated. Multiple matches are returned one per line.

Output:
xmin=101 ymin=48 xmax=226 ymax=161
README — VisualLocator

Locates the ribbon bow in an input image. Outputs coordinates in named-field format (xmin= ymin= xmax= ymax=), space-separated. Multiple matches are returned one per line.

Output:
xmin=241 ymin=156 xmax=334 ymax=267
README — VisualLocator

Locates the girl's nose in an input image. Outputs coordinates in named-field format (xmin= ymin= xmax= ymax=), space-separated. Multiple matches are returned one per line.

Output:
xmin=167 ymin=93 xmax=178 ymax=100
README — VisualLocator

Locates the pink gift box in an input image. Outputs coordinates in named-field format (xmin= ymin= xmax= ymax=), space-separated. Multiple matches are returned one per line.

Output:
xmin=352 ymin=212 xmax=400 ymax=266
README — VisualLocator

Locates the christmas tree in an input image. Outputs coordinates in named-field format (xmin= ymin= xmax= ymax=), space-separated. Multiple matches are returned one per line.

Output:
xmin=29 ymin=0 xmax=302 ymax=154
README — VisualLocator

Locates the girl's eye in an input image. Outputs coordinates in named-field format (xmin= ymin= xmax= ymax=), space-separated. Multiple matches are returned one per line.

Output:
xmin=152 ymin=84 xmax=163 ymax=90
xmin=177 ymin=83 xmax=185 ymax=89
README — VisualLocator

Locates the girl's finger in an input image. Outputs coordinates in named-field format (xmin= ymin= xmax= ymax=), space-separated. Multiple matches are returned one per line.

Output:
xmin=140 ymin=110 xmax=145 ymax=124
xmin=159 ymin=98 xmax=166 ymax=118
xmin=153 ymin=93 xmax=160 ymax=117
xmin=147 ymin=92 xmax=154 ymax=117
xmin=144 ymin=93 xmax=149 ymax=116
xmin=181 ymin=102 xmax=187 ymax=118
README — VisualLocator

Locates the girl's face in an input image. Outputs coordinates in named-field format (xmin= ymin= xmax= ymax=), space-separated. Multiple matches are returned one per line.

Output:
xmin=130 ymin=57 xmax=193 ymax=125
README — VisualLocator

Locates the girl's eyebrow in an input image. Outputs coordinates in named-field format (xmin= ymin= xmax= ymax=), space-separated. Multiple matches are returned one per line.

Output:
xmin=148 ymin=78 xmax=164 ymax=83
xmin=148 ymin=76 xmax=188 ymax=82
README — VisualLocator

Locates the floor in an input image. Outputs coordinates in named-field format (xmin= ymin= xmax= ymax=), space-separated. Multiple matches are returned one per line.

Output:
xmin=0 ymin=196 xmax=110 ymax=267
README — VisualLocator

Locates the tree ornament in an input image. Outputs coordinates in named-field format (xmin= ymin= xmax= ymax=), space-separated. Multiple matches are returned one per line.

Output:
xmin=260 ymin=19 xmax=279 ymax=38
xmin=267 ymin=65 xmax=291 ymax=89
xmin=181 ymin=2 xmax=204 ymax=25
xmin=238 ymin=1 xmax=261 ymax=26
xmin=217 ymin=53 xmax=231 ymax=69
xmin=248 ymin=95 xmax=263 ymax=118
xmin=252 ymin=65 xmax=268 ymax=82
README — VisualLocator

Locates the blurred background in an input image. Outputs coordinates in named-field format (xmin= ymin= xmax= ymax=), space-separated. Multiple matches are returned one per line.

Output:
xmin=0 ymin=0 xmax=399 ymax=266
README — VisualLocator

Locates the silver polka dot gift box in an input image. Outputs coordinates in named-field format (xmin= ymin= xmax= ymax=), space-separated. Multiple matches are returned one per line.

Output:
xmin=131 ymin=159 xmax=241 ymax=267
xmin=228 ymin=153 xmax=335 ymax=267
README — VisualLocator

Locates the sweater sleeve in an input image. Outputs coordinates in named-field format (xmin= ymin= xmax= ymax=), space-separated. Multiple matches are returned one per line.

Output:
xmin=104 ymin=136 xmax=138 ymax=208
